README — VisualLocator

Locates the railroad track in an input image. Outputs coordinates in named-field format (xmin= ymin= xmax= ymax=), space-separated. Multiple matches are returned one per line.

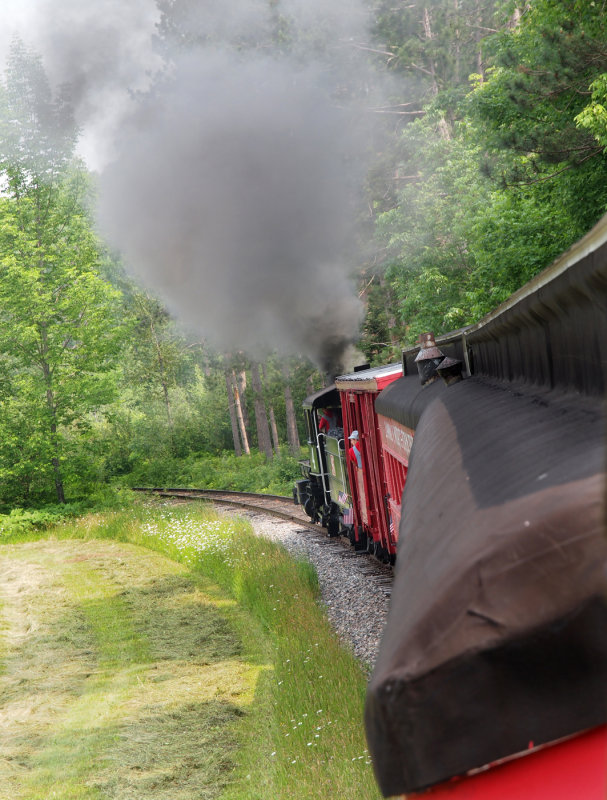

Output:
xmin=132 ymin=486 xmax=394 ymax=595
xmin=132 ymin=486 xmax=316 ymax=528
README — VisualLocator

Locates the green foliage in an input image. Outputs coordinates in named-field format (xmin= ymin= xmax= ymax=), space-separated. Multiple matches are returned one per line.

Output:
xmin=120 ymin=449 xmax=304 ymax=496
xmin=474 ymin=1 xmax=607 ymax=170
xmin=0 ymin=507 xmax=69 ymax=537
xmin=0 ymin=488 xmax=134 ymax=537
xmin=371 ymin=1 xmax=607 ymax=344
xmin=371 ymin=0 xmax=498 ymax=93
xmin=0 ymin=45 xmax=125 ymax=506
xmin=576 ymin=73 xmax=607 ymax=150
xmin=179 ymin=450 xmax=304 ymax=495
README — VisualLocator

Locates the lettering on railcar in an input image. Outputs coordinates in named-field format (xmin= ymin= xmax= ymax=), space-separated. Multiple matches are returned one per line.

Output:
xmin=380 ymin=417 xmax=414 ymax=462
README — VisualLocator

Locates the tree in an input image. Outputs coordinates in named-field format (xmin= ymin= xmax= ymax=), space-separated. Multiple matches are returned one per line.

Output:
xmin=224 ymin=367 xmax=243 ymax=457
xmin=370 ymin=1 xmax=607 ymax=344
xmin=250 ymin=360 xmax=273 ymax=460
xmin=126 ymin=290 xmax=185 ymax=449
xmin=281 ymin=361 xmax=301 ymax=456
xmin=371 ymin=0 xmax=497 ymax=96
xmin=470 ymin=1 xmax=607 ymax=189
xmin=0 ymin=43 xmax=123 ymax=504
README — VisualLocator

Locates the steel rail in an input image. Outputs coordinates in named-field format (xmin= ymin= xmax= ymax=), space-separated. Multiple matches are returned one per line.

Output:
xmin=132 ymin=486 xmax=393 ymax=592
xmin=131 ymin=486 xmax=319 ymax=531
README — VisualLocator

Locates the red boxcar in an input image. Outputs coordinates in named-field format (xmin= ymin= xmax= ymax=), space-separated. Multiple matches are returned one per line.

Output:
xmin=335 ymin=363 xmax=402 ymax=562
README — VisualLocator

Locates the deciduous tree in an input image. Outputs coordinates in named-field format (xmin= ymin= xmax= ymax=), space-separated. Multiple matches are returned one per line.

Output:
xmin=0 ymin=43 xmax=123 ymax=504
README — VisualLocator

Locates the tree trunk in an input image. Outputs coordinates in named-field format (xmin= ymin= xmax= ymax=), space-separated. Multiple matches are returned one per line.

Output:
xmin=40 ymin=343 xmax=65 ymax=503
xmin=268 ymin=405 xmax=280 ymax=454
xmin=475 ymin=0 xmax=484 ymax=81
xmin=454 ymin=0 xmax=460 ymax=86
xmin=262 ymin=364 xmax=280 ymax=454
xmin=224 ymin=367 xmax=242 ymax=456
xmin=250 ymin=360 xmax=273 ymax=460
xmin=232 ymin=369 xmax=251 ymax=455
xmin=422 ymin=7 xmax=439 ymax=95
xmin=236 ymin=369 xmax=251 ymax=433
xmin=282 ymin=363 xmax=301 ymax=455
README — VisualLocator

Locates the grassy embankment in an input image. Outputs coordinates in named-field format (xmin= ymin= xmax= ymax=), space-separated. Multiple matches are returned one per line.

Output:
xmin=0 ymin=503 xmax=382 ymax=800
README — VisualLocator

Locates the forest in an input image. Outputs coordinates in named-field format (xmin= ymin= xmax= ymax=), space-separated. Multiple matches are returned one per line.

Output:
xmin=1 ymin=0 xmax=606 ymax=513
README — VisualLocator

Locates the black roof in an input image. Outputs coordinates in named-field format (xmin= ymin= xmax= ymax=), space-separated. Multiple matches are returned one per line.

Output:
xmin=302 ymin=384 xmax=341 ymax=410
xmin=375 ymin=374 xmax=449 ymax=428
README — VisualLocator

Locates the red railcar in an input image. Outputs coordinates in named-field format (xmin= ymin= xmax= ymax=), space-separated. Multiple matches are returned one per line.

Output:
xmin=365 ymin=213 xmax=607 ymax=800
xmin=375 ymin=413 xmax=412 ymax=544
xmin=405 ymin=726 xmax=607 ymax=799
xmin=334 ymin=363 xmax=402 ymax=562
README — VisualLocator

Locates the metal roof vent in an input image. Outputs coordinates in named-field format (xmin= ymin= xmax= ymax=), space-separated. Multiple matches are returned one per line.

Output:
xmin=414 ymin=332 xmax=445 ymax=385
xmin=437 ymin=356 xmax=464 ymax=386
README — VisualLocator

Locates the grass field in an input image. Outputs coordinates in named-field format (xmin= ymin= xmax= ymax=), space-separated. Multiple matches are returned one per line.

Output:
xmin=0 ymin=505 xmax=383 ymax=799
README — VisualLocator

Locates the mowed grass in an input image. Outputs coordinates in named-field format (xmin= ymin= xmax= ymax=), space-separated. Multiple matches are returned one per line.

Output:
xmin=0 ymin=505 xmax=383 ymax=800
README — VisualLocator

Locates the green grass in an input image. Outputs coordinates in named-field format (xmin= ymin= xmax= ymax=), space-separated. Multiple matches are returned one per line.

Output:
xmin=0 ymin=504 xmax=382 ymax=800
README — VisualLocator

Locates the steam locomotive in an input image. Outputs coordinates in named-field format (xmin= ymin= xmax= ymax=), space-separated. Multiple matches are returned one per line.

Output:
xmin=294 ymin=214 xmax=607 ymax=798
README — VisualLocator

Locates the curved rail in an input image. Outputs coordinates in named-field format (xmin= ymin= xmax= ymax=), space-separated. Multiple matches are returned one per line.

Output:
xmin=131 ymin=486 xmax=393 ymax=594
xmin=131 ymin=486 xmax=319 ymax=530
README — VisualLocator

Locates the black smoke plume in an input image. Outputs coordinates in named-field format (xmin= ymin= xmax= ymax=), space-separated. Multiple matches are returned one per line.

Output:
xmin=97 ymin=51 xmax=366 ymax=372
xmin=5 ymin=0 xmax=387 ymax=372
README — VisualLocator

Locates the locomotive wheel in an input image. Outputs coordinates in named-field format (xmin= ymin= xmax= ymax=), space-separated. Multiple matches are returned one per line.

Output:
xmin=303 ymin=495 xmax=317 ymax=520
xmin=353 ymin=526 xmax=367 ymax=551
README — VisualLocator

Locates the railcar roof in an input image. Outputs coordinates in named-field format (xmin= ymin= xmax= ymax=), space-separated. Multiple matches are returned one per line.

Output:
xmin=375 ymin=374 xmax=449 ymax=428
xmin=367 ymin=377 xmax=607 ymax=795
xmin=336 ymin=362 xmax=402 ymax=382
xmin=302 ymin=384 xmax=340 ymax=410
xmin=335 ymin=362 xmax=402 ymax=391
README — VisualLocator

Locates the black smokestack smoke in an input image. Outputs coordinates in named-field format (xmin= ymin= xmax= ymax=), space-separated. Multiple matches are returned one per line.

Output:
xmin=7 ymin=0 xmax=387 ymax=370
xmin=97 ymin=51 xmax=365 ymax=369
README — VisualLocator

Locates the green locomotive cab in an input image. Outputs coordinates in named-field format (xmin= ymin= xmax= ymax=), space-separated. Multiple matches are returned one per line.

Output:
xmin=293 ymin=385 xmax=352 ymax=536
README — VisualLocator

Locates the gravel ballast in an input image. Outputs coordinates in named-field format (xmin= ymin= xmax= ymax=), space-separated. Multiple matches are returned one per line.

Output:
xmin=218 ymin=508 xmax=391 ymax=673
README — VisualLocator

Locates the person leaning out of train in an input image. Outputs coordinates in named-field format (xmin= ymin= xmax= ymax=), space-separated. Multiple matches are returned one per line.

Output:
xmin=348 ymin=430 xmax=362 ymax=468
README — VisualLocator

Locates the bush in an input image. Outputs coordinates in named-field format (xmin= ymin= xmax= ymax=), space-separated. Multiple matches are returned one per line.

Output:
xmin=0 ymin=488 xmax=136 ymax=539
xmin=119 ymin=449 xmax=305 ymax=496
xmin=0 ymin=507 xmax=69 ymax=537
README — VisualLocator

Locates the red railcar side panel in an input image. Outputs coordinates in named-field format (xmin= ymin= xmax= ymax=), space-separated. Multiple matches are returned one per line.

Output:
xmin=378 ymin=415 xmax=414 ymax=464
xmin=377 ymin=415 xmax=414 ymax=546
xmin=409 ymin=726 xmax=607 ymax=800
xmin=340 ymin=388 xmax=399 ymax=554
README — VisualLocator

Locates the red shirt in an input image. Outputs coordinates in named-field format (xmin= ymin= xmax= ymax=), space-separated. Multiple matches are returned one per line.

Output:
xmin=319 ymin=411 xmax=334 ymax=433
